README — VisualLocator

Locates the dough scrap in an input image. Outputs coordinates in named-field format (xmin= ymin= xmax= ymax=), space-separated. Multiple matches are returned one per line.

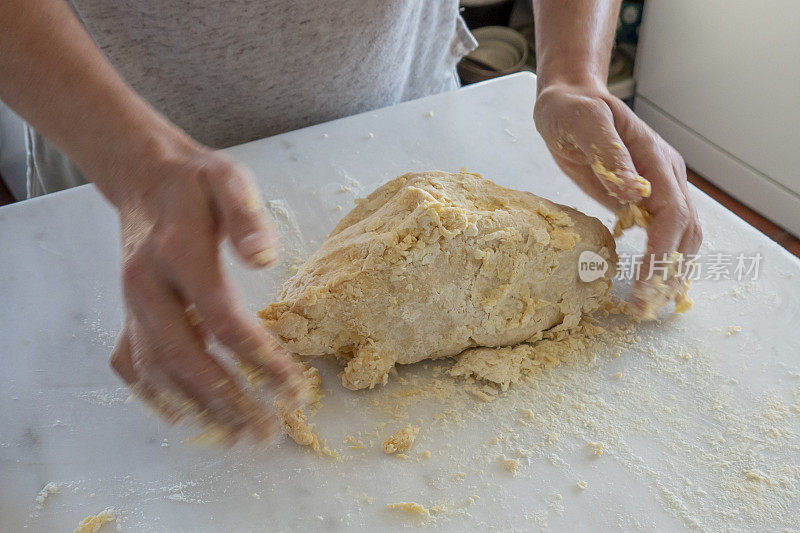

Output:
xmin=382 ymin=425 xmax=419 ymax=454
xmin=275 ymin=364 xmax=339 ymax=459
xmin=502 ymin=454 xmax=520 ymax=475
xmin=260 ymin=171 xmax=616 ymax=390
xmin=386 ymin=501 xmax=434 ymax=518
xmin=73 ymin=508 xmax=116 ymax=533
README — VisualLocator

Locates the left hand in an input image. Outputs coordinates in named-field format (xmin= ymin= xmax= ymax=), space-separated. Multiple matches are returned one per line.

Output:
xmin=533 ymin=82 xmax=703 ymax=314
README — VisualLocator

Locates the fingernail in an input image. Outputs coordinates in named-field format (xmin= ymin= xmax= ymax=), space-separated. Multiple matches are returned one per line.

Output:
xmin=240 ymin=231 xmax=274 ymax=255
xmin=253 ymin=248 xmax=278 ymax=267
xmin=245 ymin=192 xmax=266 ymax=214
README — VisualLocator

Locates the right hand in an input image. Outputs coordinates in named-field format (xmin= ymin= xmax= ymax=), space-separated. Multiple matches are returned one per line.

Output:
xmin=107 ymin=143 xmax=303 ymax=444
xmin=534 ymin=82 xmax=703 ymax=316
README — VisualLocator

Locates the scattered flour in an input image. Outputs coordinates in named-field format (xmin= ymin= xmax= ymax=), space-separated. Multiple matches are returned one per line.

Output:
xmin=35 ymin=482 xmax=62 ymax=508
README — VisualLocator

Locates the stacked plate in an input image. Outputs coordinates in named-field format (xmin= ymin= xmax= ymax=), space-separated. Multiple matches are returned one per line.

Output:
xmin=458 ymin=26 xmax=530 ymax=84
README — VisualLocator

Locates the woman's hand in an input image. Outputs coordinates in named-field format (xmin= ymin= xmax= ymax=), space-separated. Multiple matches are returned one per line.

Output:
xmin=534 ymin=82 xmax=703 ymax=314
xmin=0 ymin=0 xmax=303 ymax=443
xmin=108 ymin=142 xmax=303 ymax=444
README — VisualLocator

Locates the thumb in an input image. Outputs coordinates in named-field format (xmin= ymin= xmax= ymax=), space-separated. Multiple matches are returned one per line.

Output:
xmin=205 ymin=162 xmax=280 ymax=268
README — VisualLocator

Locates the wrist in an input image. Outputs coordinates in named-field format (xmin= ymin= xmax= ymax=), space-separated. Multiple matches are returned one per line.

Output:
xmin=536 ymin=59 xmax=607 ymax=96
xmin=89 ymin=119 xmax=204 ymax=208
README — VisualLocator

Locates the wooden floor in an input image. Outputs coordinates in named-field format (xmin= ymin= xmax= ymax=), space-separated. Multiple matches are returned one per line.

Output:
xmin=0 ymin=170 xmax=798 ymax=257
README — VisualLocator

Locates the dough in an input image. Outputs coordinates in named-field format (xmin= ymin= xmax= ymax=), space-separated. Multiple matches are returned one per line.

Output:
xmin=386 ymin=501 xmax=432 ymax=518
xmin=73 ymin=509 xmax=116 ymax=533
xmin=260 ymin=170 xmax=616 ymax=390
xmin=382 ymin=425 xmax=419 ymax=454
xmin=274 ymin=364 xmax=339 ymax=458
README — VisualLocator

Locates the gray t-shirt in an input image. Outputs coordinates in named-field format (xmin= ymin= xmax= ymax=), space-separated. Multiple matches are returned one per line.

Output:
xmin=27 ymin=0 xmax=476 ymax=197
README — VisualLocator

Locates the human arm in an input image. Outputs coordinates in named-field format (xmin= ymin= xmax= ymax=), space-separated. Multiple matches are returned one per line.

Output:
xmin=0 ymin=0 xmax=302 ymax=441
xmin=532 ymin=0 xmax=702 ymax=315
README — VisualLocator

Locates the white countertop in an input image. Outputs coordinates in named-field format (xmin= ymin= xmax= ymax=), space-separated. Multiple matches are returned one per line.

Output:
xmin=2 ymin=73 xmax=799 ymax=532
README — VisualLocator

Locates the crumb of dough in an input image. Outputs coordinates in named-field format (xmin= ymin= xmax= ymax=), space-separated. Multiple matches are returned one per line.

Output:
xmin=35 ymin=482 xmax=61 ymax=508
xmin=426 ymin=111 xmax=434 ymax=117
xmin=275 ymin=365 xmax=339 ymax=459
xmin=675 ymin=291 xmax=693 ymax=313
xmin=613 ymin=203 xmax=652 ymax=238
xmin=681 ymin=352 xmax=692 ymax=360
xmin=624 ymin=250 xmax=692 ymax=320
xmin=577 ymin=480 xmax=588 ymax=489
xmin=421 ymin=450 xmax=431 ymax=459
xmin=387 ymin=501 xmax=431 ymax=518
xmin=588 ymin=441 xmax=605 ymax=456
xmin=73 ymin=508 xmax=116 ymax=533
xmin=522 ymin=408 xmax=535 ymax=421
xmin=382 ymin=425 xmax=420 ymax=454
xmin=726 ymin=325 xmax=742 ymax=337
xmin=592 ymin=156 xmax=652 ymax=199
xmin=502 ymin=454 xmax=520 ymax=475
xmin=345 ymin=435 xmax=366 ymax=449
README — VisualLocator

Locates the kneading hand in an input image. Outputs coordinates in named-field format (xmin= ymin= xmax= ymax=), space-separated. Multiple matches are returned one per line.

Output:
xmin=534 ymin=82 xmax=703 ymax=315
xmin=108 ymin=146 xmax=303 ymax=444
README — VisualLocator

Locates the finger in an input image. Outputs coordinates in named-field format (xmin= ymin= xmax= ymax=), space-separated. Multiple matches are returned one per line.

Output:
xmin=563 ymin=98 xmax=652 ymax=202
xmin=631 ymin=203 xmax=689 ymax=319
xmin=189 ymin=270 xmax=303 ymax=405
xmin=202 ymin=162 xmax=280 ymax=268
xmin=111 ymin=325 xmax=187 ymax=423
xmin=670 ymin=161 xmax=704 ymax=257
xmin=127 ymin=260 xmax=273 ymax=443
xmin=110 ymin=324 xmax=137 ymax=384
xmin=158 ymin=228 xmax=304 ymax=404
xmin=678 ymin=213 xmax=703 ymax=256
xmin=547 ymin=150 xmax=622 ymax=211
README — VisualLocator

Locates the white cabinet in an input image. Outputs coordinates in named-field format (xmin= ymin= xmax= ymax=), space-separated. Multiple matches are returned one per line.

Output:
xmin=634 ymin=0 xmax=800 ymax=235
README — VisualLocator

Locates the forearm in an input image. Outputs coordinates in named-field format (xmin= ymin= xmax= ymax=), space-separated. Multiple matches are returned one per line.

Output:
xmin=0 ymin=0 xmax=197 ymax=205
xmin=532 ymin=0 xmax=621 ymax=92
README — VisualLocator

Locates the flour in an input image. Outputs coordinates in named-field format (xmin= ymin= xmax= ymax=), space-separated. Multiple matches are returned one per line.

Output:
xmin=265 ymin=199 xmax=313 ymax=278
xmin=80 ymin=388 xmax=127 ymax=407
xmin=282 ymin=301 xmax=800 ymax=530
xmin=35 ymin=482 xmax=62 ymax=508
